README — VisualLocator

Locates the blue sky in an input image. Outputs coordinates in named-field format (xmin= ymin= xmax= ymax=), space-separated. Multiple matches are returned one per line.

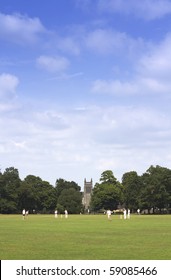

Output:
xmin=1 ymin=0 xmax=171 ymax=188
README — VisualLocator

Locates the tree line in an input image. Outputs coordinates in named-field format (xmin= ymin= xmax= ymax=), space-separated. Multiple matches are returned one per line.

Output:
xmin=0 ymin=165 xmax=171 ymax=214
xmin=0 ymin=167 xmax=82 ymax=214
xmin=90 ymin=166 xmax=171 ymax=214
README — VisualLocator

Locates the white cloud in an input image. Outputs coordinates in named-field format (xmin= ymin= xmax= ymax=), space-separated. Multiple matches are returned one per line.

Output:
xmin=1 ymin=103 xmax=171 ymax=185
xmin=48 ymin=72 xmax=83 ymax=81
xmin=92 ymin=77 xmax=170 ymax=95
xmin=34 ymin=110 xmax=69 ymax=130
xmin=85 ymin=28 xmax=144 ymax=55
xmin=85 ymin=29 xmax=118 ymax=53
xmin=92 ymin=33 xmax=171 ymax=95
xmin=92 ymin=79 xmax=138 ymax=95
xmin=98 ymin=0 xmax=171 ymax=20
xmin=0 ymin=13 xmax=46 ymax=44
xmin=0 ymin=73 xmax=19 ymax=97
xmin=57 ymin=37 xmax=81 ymax=55
xmin=36 ymin=55 xmax=70 ymax=73
xmin=68 ymin=105 xmax=171 ymax=181
xmin=139 ymin=34 xmax=171 ymax=78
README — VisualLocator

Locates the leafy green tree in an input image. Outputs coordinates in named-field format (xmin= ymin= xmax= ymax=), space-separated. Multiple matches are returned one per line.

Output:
xmin=140 ymin=165 xmax=171 ymax=212
xmin=55 ymin=178 xmax=80 ymax=197
xmin=22 ymin=175 xmax=43 ymax=211
xmin=0 ymin=167 xmax=21 ymax=213
xmin=90 ymin=170 xmax=124 ymax=211
xmin=18 ymin=180 xmax=37 ymax=211
xmin=56 ymin=203 xmax=64 ymax=214
xmin=0 ymin=169 xmax=4 ymax=203
xmin=55 ymin=178 xmax=82 ymax=213
xmin=57 ymin=188 xmax=82 ymax=214
xmin=122 ymin=171 xmax=142 ymax=210
xmin=19 ymin=175 xmax=56 ymax=213
xmin=100 ymin=170 xmax=117 ymax=184
xmin=38 ymin=181 xmax=56 ymax=212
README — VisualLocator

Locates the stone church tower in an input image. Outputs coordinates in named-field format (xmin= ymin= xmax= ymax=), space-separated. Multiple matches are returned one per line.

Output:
xmin=83 ymin=178 xmax=93 ymax=210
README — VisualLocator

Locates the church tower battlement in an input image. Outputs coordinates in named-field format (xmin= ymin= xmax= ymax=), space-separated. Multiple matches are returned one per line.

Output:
xmin=83 ymin=178 xmax=93 ymax=210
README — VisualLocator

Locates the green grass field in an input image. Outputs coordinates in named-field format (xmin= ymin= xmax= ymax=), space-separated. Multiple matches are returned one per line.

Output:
xmin=0 ymin=214 xmax=171 ymax=260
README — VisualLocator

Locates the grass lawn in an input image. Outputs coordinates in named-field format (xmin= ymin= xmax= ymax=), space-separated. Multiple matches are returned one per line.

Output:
xmin=0 ymin=214 xmax=171 ymax=260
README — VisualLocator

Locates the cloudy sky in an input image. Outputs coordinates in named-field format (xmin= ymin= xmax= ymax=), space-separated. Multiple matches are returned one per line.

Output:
xmin=1 ymin=0 xmax=171 ymax=188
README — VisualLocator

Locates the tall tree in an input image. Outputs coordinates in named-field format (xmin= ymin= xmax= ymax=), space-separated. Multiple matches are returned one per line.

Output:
xmin=90 ymin=170 xmax=124 ymax=211
xmin=55 ymin=178 xmax=80 ymax=198
xmin=100 ymin=170 xmax=117 ymax=184
xmin=18 ymin=175 xmax=56 ymax=213
xmin=140 ymin=165 xmax=171 ymax=212
xmin=0 ymin=167 xmax=21 ymax=213
xmin=57 ymin=188 xmax=82 ymax=214
xmin=122 ymin=171 xmax=142 ymax=210
xmin=55 ymin=178 xmax=82 ymax=213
